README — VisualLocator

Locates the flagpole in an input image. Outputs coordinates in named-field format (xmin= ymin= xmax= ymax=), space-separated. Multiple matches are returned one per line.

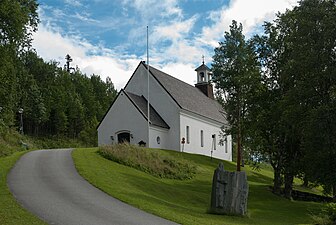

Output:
xmin=147 ymin=25 xmax=150 ymax=147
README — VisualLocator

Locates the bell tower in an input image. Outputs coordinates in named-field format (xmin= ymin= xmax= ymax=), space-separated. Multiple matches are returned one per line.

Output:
xmin=195 ymin=56 xmax=214 ymax=99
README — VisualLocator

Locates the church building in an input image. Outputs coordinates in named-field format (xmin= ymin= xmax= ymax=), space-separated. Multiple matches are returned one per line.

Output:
xmin=97 ymin=61 xmax=232 ymax=161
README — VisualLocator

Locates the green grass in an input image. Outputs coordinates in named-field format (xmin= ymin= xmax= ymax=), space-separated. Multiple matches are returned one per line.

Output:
xmin=73 ymin=147 xmax=323 ymax=225
xmin=0 ymin=151 xmax=46 ymax=225
xmin=98 ymin=144 xmax=197 ymax=179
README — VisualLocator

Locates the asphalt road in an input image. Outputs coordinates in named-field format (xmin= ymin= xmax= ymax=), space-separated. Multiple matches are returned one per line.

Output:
xmin=7 ymin=149 xmax=178 ymax=225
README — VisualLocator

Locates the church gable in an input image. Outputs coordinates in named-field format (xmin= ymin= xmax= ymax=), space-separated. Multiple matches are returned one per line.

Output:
xmin=97 ymin=89 xmax=148 ymax=146
xmin=147 ymin=65 xmax=227 ymax=125
xmin=124 ymin=91 xmax=169 ymax=129
xmin=124 ymin=62 xmax=180 ymax=109
xmin=123 ymin=61 xmax=227 ymax=125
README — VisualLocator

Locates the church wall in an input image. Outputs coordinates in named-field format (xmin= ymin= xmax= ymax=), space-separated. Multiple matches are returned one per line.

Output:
xmin=180 ymin=112 xmax=232 ymax=161
xmin=149 ymin=126 xmax=168 ymax=149
xmin=97 ymin=92 xmax=148 ymax=146
xmin=125 ymin=64 xmax=181 ymax=151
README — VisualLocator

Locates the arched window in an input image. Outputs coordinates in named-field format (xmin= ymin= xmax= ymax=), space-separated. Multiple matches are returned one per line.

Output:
xmin=117 ymin=131 xmax=130 ymax=143
xmin=200 ymin=72 xmax=205 ymax=82
xmin=186 ymin=126 xmax=190 ymax=144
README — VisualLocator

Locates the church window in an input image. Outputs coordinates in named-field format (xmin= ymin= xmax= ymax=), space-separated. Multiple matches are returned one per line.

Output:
xmin=200 ymin=72 xmax=205 ymax=82
xmin=200 ymin=130 xmax=204 ymax=147
xmin=186 ymin=126 xmax=190 ymax=144
xmin=157 ymin=136 xmax=161 ymax=145
xmin=212 ymin=134 xmax=216 ymax=150
xmin=224 ymin=136 xmax=228 ymax=153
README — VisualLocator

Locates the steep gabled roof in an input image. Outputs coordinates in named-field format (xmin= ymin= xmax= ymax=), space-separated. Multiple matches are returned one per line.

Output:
xmin=124 ymin=91 xmax=170 ymax=129
xmin=96 ymin=89 xmax=169 ymax=130
xmin=142 ymin=62 xmax=227 ymax=124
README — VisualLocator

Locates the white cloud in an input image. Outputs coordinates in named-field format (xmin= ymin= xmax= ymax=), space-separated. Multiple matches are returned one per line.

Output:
xmin=160 ymin=63 xmax=197 ymax=85
xmin=32 ymin=23 xmax=139 ymax=90
xmin=73 ymin=12 xmax=99 ymax=23
xmin=153 ymin=15 xmax=198 ymax=42
xmin=200 ymin=0 xmax=298 ymax=47
xmin=122 ymin=0 xmax=182 ymax=20
xmin=64 ymin=0 xmax=82 ymax=7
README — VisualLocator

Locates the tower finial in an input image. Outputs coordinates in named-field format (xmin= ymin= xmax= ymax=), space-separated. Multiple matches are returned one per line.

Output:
xmin=202 ymin=55 xmax=205 ymax=64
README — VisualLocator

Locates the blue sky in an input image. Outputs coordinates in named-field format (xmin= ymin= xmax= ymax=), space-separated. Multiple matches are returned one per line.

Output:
xmin=33 ymin=0 xmax=297 ymax=89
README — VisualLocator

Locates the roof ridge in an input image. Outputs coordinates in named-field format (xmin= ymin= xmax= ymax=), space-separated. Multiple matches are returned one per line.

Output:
xmin=141 ymin=62 xmax=197 ymax=89
xmin=148 ymin=65 xmax=197 ymax=89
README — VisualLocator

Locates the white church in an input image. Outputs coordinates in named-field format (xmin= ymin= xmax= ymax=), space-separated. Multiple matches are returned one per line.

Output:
xmin=97 ymin=61 xmax=232 ymax=161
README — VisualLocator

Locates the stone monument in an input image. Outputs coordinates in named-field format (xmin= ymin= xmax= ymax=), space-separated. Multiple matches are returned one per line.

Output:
xmin=210 ymin=163 xmax=249 ymax=216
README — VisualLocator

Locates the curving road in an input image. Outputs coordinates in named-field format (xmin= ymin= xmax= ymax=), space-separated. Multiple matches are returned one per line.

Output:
xmin=7 ymin=149 xmax=178 ymax=225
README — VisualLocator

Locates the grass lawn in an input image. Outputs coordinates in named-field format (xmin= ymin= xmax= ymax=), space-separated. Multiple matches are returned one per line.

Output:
xmin=73 ymin=147 xmax=323 ymax=225
xmin=0 ymin=151 xmax=46 ymax=225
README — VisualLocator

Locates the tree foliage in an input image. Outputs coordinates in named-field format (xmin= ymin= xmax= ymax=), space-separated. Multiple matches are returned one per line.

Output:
xmin=212 ymin=20 xmax=261 ymax=171
xmin=0 ymin=0 xmax=39 ymax=49
xmin=213 ymin=0 xmax=336 ymax=198
xmin=0 ymin=0 xmax=117 ymax=146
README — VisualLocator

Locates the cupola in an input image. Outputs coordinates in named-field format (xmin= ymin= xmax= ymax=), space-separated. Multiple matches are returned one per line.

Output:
xmin=195 ymin=57 xmax=214 ymax=99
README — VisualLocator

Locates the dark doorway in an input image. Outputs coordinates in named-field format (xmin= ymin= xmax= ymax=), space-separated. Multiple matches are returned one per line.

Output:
xmin=118 ymin=132 xmax=130 ymax=144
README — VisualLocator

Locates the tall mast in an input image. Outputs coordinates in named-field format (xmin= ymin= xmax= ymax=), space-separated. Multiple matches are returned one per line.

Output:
xmin=147 ymin=26 xmax=150 ymax=146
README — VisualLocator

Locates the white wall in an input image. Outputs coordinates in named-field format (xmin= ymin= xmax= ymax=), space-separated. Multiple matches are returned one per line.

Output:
xmin=180 ymin=111 xmax=232 ymax=161
xmin=98 ymin=92 xmax=148 ymax=146
xmin=125 ymin=64 xmax=181 ymax=151
xmin=149 ymin=126 xmax=168 ymax=149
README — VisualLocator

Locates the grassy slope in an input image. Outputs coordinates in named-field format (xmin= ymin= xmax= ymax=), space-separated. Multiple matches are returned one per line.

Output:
xmin=0 ymin=151 xmax=46 ymax=225
xmin=73 ymin=147 xmax=322 ymax=225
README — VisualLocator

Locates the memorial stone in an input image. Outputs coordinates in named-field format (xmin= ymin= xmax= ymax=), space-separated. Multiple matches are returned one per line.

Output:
xmin=210 ymin=163 xmax=249 ymax=216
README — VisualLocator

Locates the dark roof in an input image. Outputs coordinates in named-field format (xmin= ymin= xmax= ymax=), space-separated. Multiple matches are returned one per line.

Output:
xmin=124 ymin=91 xmax=170 ymax=129
xmin=142 ymin=62 xmax=228 ymax=124
xmin=195 ymin=63 xmax=210 ymax=71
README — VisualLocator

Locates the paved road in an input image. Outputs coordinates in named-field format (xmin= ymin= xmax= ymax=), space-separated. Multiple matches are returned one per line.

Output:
xmin=7 ymin=149 xmax=178 ymax=225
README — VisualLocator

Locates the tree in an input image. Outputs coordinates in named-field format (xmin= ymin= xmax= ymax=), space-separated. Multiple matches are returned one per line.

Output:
xmin=250 ymin=0 xmax=336 ymax=198
xmin=0 ymin=0 xmax=39 ymax=128
xmin=288 ymin=0 xmax=336 ymax=198
xmin=0 ymin=0 xmax=39 ymax=50
xmin=212 ymin=20 xmax=261 ymax=171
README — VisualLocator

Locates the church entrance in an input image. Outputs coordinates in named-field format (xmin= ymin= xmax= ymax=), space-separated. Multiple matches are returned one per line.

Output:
xmin=117 ymin=132 xmax=130 ymax=144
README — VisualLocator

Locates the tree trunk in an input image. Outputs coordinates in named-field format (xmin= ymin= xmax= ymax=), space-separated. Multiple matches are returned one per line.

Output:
xmin=237 ymin=132 xmax=241 ymax=172
xmin=273 ymin=167 xmax=282 ymax=195
xmin=284 ymin=173 xmax=293 ymax=199
xmin=333 ymin=184 xmax=336 ymax=202
xmin=236 ymin=97 xmax=242 ymax=172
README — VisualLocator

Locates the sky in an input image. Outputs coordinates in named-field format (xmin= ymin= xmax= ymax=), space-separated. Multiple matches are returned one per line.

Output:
xmin=32 ymin=0 xmax=298 ymax=90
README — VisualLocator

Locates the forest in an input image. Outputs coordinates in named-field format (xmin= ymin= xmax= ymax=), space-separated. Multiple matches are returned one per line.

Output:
xmin=0 ymin=0 xmax=117 ymax=146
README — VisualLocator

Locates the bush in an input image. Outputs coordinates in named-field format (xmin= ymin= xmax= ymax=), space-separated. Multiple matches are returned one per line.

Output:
xmin=311 ymin=203 xmax=336 ymax=225
xmin=0 ymin=129 xmax=35 ymax=157
xmin=98 ymin=144 xmax=197 ymax=180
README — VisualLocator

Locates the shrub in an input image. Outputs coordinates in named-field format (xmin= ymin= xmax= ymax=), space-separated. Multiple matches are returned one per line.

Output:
xmin=98 ymin=144 xmax=197 ymax=180
xmin=311 ymin=203 xmax=336 ymax=225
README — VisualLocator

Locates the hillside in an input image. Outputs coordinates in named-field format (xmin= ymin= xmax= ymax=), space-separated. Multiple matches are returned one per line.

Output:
xmin=73 ymin=147 xmax=323 ymax=225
